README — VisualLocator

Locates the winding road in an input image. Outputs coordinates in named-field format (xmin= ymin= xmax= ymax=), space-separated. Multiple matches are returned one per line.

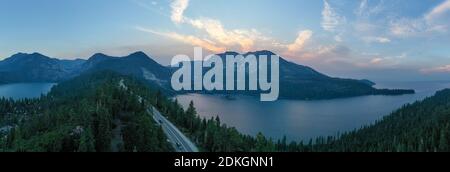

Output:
xmin=119 ymin=79 xmax=198 ymax=152
xmin=149 ymin=107 xmax=199 ymax=152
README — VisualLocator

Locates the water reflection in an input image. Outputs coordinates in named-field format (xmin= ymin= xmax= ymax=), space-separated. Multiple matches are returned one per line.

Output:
xmin=177 ymin=81 xmax=450 ymax=141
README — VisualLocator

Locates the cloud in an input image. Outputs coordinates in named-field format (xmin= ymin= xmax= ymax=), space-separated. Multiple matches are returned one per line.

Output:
xmin=355 ymin=0 xmax=384 ymax=18
xmin=295 ymin=44 xmax=409 ymax=70
xmin=425 ymin=0 xmax=450 ymax=22
xmin=147 ymin=0 xmax=316 ymax=54
xmin=139 ymin=0 xmax=318 ymax=57
xmin=334 ymin=35 xmax=343 ymax=42
xmin=133 ymin=0 xmax=445 ymax=75
xmin=292 ymin=44 xmax=350 ymax=61
xmin=390 ymin=18 xmax=429 ymax=37
xmin=136 ymin=26 xmax=226 ymax=52
xmin=362 ymin=36 xmax=391 ymax=43
xmin=420 ymin=65 xmax=450 ymax=73
xmin=187 ymin=18 xmax=262 ymax=52
xmin=132 ymin=0 xmax=167 ymax=17
xmin=347 ymin=0 xmax=448 ymax=41
xmin=390 ymin=18 xmax=447 ymax=37
xmin=355 ymin=0 xmax=368 ymax=17
xmin=187 ymin=18 xmax=314 ymax=54
xmin=389 ymin=0 xmax=449 ymax=37
xmin=170 ymin=0 xmax=189 ymax=24
xmin=321 ymin=0 xmax=345 ymax=32
xmin=370 ymin=57 xmax=384 ymax=64
xmin=287 ymin=30 xmax=313 ymax=53
xmin=367 ymin=56 xmax=400 ymax=67
xmin=364 ymin=53 xmax=407 ymax=67
xmin=166 ymin=0 xmax=277 ymax=52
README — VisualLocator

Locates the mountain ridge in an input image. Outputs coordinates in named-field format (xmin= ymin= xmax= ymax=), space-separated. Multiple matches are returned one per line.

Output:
xmin=0 ymin=50 xmax=415 ymax=100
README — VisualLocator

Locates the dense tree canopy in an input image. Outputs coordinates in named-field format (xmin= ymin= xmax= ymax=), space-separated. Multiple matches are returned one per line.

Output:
xmin=156 ymin=85 xmax=450 ymax=152
xmin=0 ymin=71 xmax=171 ymax=152
xmin=0 ymin=71 xmax=448 ymax=152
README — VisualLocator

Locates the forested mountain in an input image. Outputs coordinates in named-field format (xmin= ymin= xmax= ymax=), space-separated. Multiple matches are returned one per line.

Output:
xmin=200 ymin=50 xmax=414 ymax=99
xmin=0 ymin=71 xmax=171 ymax=152
xmin=312 ymin=89 xmax=450 ymax=152
xmin=0 ymin=53 xmax=82 ymax=83
xmin=153 ymin=86 xmax=450 ymax=152
xmin=0 ymin=71 xmax=448 ymax=152
xmin=80 ymin=52 xmax=173 ymax=94
xmin=0 ymin=51 xmax=413 ymax=100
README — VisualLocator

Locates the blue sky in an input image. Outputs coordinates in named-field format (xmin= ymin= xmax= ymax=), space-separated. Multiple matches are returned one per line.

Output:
xmin=1 ymin=0 xmax=450 ymax=81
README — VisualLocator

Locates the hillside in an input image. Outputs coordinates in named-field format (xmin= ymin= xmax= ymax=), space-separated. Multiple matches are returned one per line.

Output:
xmin=0 ymin=51 xmax=414 ymax=100
xmin=80 ymin=52 xmax=173 ymax=94
xmin=0 ymin=71 xmax=171 ymax=152
xmin=0 ymin=53 xmax=80 ymax=82
xmin=144 ymin=85 xmax=450 ymax=152
xmin=255 ymin=51 xmax=414 ymax=99
xmin=0 ymin=71 xmax=448 ymax=152
xmin=313 ymin=89 xmax=450 ymax=152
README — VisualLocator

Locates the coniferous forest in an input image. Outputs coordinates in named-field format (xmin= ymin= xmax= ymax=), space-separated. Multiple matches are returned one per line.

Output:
xmin=0 ymin=71 xmax=448 ymax=152
xmin=0 ymin=71 xmax=171 ymax=152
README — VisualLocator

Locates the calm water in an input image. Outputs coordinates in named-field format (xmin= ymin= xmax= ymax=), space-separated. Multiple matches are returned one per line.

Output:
xmin=177 ymin=81 xmax=450 ymax=141
xmin=0 ymin=83 xmax=56 ymax=100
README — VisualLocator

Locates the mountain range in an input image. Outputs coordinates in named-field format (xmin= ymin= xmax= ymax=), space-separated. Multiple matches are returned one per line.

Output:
xmin=0 ymin=50 xmax=414 ymax=100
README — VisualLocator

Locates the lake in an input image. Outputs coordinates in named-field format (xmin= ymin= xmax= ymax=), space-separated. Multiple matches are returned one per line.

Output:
xmin=176 ymin=81 xmax=450 ymax=141
xmin=2 ymin=81 xmax=449 ymax=142
xmin=0 ymin=83 xmax=56 ymax=100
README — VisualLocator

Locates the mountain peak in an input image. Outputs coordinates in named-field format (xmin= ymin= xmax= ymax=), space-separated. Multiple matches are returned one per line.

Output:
xmin=84 ymin=53 xmax=115 ymax=67
xmin=5 ymin=52 xmax=52 ymax=62
xmin=88 ymin=53 xmax=114 ymax=62
xmin=90 ymin=53 xmax=109 ymax=58
xmin=124 ymin=51 xmax=151 ymax=61
xmin=216 ymin=51 xmax=239 ymax=57
xmin=244 ymin=50 xmax=276 ymax=57
xmin=6 ymin=52 xmax=28 ymax=60
xmin=216 ymin=50 xmax=278 ymax=57
xmin=31 ymin=52 xmax=45 ymax=56
xmin=129 ymin=51 xmax=147 ymax=56
xmin=11 ymin=52 xmax=28 ymax=57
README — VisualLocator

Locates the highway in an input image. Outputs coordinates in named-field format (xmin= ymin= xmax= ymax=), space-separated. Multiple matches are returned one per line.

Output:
xmin=119 ymin=79 xmax=198 ymax=152
xmin=150 ymin=107 xmax=199 ymax=152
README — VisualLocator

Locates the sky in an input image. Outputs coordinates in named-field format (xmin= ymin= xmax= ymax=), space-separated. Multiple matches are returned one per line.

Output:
xmin=1 ymin=0 xmax=450 ymax=81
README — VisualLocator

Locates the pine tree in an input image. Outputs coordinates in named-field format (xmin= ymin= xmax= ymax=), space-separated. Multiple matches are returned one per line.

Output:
xmin=280 ymin=136 xmax=287 ymax=152
xmin=0 ymin=136 xmax=5 ymax=151
xmin=438 ymin=127 xmax=448 ymax=152
xmin=255 ymin=132 xmax=267 ymax=152
xmin=95 ymin=108 xmax=112 ymax=152
xmin=136 ymin=113 xmax=158 ymax=152
xmin=11 ymin=127 xmax=24 ymax=151
xmin=78 ymin=127 xmax=96 ymax=152
xmin=186 ymin=101 xmax=197 ymax=131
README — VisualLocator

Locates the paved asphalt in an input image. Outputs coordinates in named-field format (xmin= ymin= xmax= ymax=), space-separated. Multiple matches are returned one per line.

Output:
xmin=150 ymin=107 xmax=199 ymax=152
